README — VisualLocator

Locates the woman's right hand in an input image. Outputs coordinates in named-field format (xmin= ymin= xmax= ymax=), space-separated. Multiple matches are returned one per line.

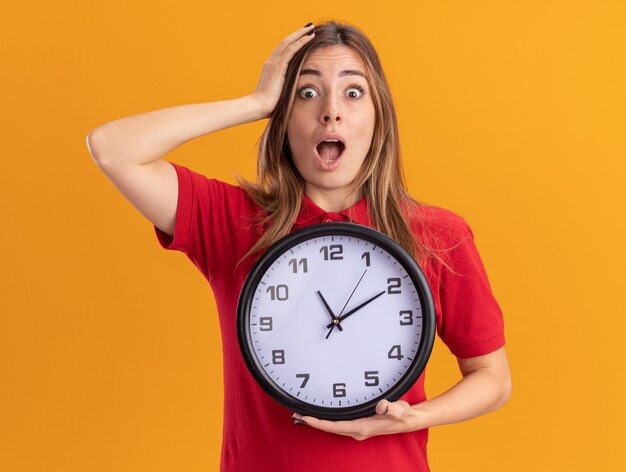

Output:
xmin=250 ymin=23 xmax=316 ymax=119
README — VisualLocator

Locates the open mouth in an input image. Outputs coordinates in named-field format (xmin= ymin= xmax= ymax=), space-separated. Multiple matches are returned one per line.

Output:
xmin=316 ymin=140 xmax=345 ymax=163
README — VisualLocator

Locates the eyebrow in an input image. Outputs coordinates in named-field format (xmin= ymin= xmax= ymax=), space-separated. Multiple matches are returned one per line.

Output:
xmin=299 ymin=68 xmax=366 ymax=79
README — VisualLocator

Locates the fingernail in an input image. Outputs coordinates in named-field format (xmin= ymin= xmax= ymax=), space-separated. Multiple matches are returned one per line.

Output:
xmin=304 ymin=22 xmax=313 ymax=28
xmin=306 ymin=29 xmax=315 ymax=36
xmin=294 ymin=419 xmax=307 ymax=425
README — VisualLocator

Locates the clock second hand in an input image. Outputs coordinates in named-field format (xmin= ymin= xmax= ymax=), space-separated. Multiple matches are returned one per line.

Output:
xmin=326 ymin=269 xmax=368 ymax=339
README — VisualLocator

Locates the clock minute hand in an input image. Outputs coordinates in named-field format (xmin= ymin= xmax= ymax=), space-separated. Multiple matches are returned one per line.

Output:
xmin=316 ymin=291 xmax=343 ymax=332
xmin=325 ymin=290 xmax=386 ymax=328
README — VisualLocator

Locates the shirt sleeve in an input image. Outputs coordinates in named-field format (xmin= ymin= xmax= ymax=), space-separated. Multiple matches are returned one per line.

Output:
xmin=436 ymin=217 xmax=506 ymax=358
xmin=153 ymin=161 xmax=242 ymax=282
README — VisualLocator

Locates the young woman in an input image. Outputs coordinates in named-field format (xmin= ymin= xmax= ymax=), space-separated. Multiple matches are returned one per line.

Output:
xmin=87 ymin=20 xmax=511 ymax=472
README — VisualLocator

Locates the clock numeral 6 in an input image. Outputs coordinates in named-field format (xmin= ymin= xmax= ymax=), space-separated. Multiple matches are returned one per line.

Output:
xmin=364 ymin=371 xmax=379 ymax=387
xmin=333 ymin=383 xmax=347 ymax=398
xmin=320 ymin=244 xmax=343 ymax=261
xmin=259 ymin=317 xmax=273 ymax=331
xmin=387 ymin=278 xmax=401 ymax=294
xmin=267 ymin=284 xmax=289 ymax=301
xmin=296 ymin=373 xmax=310 ymax=388
xmin=288 ymin=258 xmax=308 ymax=273
xmin=399 ymin=310 xmax=413 ymax=326
xmin=272 ymin=350 xmax=285 ymax=364
xmin=388 ymin=345 xmax=404 ymax=360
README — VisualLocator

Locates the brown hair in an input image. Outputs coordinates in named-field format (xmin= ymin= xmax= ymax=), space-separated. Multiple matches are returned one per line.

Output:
xmin=237 ymin=20 xmax=441 ymax=267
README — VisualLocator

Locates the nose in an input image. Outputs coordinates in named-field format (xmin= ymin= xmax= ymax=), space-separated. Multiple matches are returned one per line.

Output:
xmin=320 ymin=93 xmax=342 ymax=124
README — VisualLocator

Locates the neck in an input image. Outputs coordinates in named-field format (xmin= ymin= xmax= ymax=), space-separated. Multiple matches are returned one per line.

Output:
xmin=304 ymin=185 xmax=363 ymax=212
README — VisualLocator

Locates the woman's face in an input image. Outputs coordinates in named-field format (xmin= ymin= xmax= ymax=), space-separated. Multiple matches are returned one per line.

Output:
xmin=287 ymin=45 xmax=376 ymax=207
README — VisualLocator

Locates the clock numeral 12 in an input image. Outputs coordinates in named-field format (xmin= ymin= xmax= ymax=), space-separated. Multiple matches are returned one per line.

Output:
xmin=364 ymin=371 xmax=379 ymax=386
xmin=333 ymin=383 xmax=347 ymax=398
xmin=388 ymin=345 xmax=404 ymax=360
xmin=320 ymin=244 xmax=343 ymax=260
xmin=267 ymin=284 xmax=289 ymax=301
xmin=272 ymin=350 xmax=285 ymax=364
xmin=296 ymin=373 xmax=310 ymax=388
xmin=288 ymin=258 xmax=308 ymax=273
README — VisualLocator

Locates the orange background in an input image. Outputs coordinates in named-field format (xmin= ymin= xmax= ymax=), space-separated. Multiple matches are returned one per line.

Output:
xmin=1 ymin=1 xmax=625 ymax=470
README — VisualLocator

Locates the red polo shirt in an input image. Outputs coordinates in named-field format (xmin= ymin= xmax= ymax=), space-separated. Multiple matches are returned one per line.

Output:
xmin=154 ymin=162 xmax=505 ymax=472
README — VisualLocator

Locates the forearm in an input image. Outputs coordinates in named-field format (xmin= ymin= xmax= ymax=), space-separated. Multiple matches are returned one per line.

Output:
xmin=294 ymin=364 xmax=511 ymax=440
xmin=411 ymin=366 xmax=511 ymax=430
xmin=87 ymin=94 xmax=266 ymax=167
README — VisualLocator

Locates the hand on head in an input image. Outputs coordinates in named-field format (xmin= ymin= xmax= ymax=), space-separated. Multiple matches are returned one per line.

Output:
xmin=251 ymin=23 xmax=315 ymax=118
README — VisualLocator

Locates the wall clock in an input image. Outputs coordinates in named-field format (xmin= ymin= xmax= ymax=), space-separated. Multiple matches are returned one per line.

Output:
xmin=237 ymin=222 xmax=435 ymax=420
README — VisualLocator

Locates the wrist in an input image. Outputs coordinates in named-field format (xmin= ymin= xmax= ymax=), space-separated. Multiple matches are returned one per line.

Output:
xmin=410 ymin=400 xmax=440 ymax=431
xmin=246 ymin=93 xmax=272 ymax=120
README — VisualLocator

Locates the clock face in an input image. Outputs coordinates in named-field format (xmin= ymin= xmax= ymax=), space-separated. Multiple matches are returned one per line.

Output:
xmin=237 ymin=223 xmax=435 ymax=420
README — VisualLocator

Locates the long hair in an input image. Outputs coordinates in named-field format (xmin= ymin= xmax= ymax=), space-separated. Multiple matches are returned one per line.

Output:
xmin=237 ymin=21 xmax=441 ymax=267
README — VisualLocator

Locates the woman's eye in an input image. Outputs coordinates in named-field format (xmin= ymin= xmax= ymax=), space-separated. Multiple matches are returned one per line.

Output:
xmin=298 ymin=87 xmax=319 ymax=99
xmin=346 ymin=86 xmax=365 ymax=99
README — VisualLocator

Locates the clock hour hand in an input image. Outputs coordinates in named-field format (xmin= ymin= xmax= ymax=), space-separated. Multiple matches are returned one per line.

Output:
xmin=316 ymin=291 xmax=343 ymax=332
xmin=325 ymin=290 xmax=386 ymax=329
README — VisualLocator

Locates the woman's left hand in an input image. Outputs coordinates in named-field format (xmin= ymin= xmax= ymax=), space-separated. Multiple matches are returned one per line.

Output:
xmin=291 ymin=399 xmax=423 ymax=441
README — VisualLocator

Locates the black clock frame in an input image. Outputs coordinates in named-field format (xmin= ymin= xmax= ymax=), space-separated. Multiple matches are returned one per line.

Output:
xmin=236 ymin=222 xmax=436 ymax=421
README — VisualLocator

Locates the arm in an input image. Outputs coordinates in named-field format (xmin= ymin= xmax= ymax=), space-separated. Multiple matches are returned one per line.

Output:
xmin=411 ymin=346 xmax=511 ymax=427
xmin=86 ymin=95 xmax=269 ymax=237
xmin=85 ymin=24 xmax=316 ymax=236
xmin=86 ymin=95 xmax=267 ymax=167
xmin=293 ymin=346 xmax=511 ymax=440
xmin=87 ymin=23 xmax=316 ymax=168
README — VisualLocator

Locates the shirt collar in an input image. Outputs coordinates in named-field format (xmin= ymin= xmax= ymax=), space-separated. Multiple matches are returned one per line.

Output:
xmin=294 ymin=193 xmax=371 ymax=226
